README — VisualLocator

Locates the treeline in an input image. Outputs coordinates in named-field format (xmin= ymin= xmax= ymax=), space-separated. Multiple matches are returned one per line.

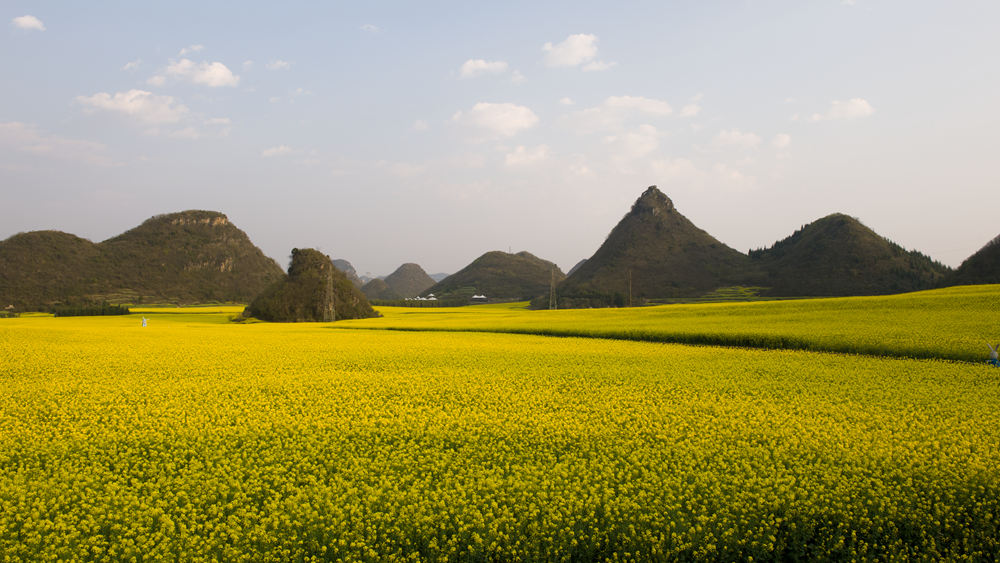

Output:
xmin=52 ymin=303 xmax=131 ymax=317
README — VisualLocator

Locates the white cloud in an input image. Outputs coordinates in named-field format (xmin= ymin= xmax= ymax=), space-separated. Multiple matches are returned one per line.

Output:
xmin=543 ymin=33 xmax=599 ymax=67
xmin=453 ymin=102 xmax=539 ymax=138
xmin=559 ymin=97 xmax=575 ymax=106
xmin=649 ymin=158 xmax=756 ymax=191
xmin=385 ymin=161 xmax=425 ymax=178
xmin=261 ymin=145 xmax=293 ymax=157
xmin=712 ymin=163 xmax=756 ymax=190
xmin=569 ymin=158 xmax=593 ymax=177
xmin=412 ymin=119 xmax=429 ymax=131
xmin=810 ymin=98 xmax=875 ymax=121
xmin=76 ymin=90 xmax=189 ymax=125
xmin=242 ymin=60 xmax=254 ymax=69
xmin=510 ymin=70 xmax=526 ymax=84
xmin=715 ymin=128 xmax=762 ymax=149
xmin=606 ymin=124 xmax=660 ymax=166
xmin=266 ymin=60 xmax=291 ymax=71
xmin=166 ymin=58 xmax=239 ymax=87
xmin=0 ymin=122 xmax=117 ymax=167
xmin=680 ymin=103 xmax=701 ymax=118
xmin=582 ymin=60 xmax=617 ymax=72
xmin=505 ymin=144 xmax=550 ymax=166
xmin=178 ymin=44 xmax=204 ymax=56
xmin=361 ymin=23 xmax=380 ymax=33
xmin=460 ymin=59 xmax=508 ymax=78
xmin=146 ymin=75 xmax=166 ymax=87
xmin=169 ymin=127 xmax=201 ymax=140
xmin=772 ymin=133 xmax=792 ymax=149
xmin=205 ymin=117 xmax=232 ymax=137
xmin=11 ymin=15 xmax=45 ymax=31
xmin=651 ymin=157 xmax=701 ymax=183
xmin=121 ymin=59 xmax=141 ymax=71
xmin=571 ymin=95 xmax=673 ymax=133
xmin=605 ymin=96 xmax=672 ymax=116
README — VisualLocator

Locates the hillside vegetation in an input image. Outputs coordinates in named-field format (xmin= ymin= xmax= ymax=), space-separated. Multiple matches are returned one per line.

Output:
xmin=245 ymin=248 xmax=377 ymax=322
xmin=947 ymin=235 xmax=1000 ymax=286
xmin=0 ymin=210 xmax=283 ymax=309
xmin=558 ymin=186 xmax=752 ymax=306
xmin=750 ymin=213 xmax=948 ymax=296
xmin=382 ymin=263 xmax=436 ymax=298
xmin=554 ymin=186 xmax=954 ymax=306
xmin=427 ymin=251 xmax=564 ymax=300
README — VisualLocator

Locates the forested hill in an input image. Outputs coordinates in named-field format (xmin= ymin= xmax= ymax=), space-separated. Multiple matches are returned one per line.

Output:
xmin=0 ymin=210 xmax=283 ymax=310
xmin=427 ymin=251 xmax=564 ymax=300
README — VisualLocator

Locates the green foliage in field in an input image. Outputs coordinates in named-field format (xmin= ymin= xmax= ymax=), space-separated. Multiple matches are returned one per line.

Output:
xmin=1 ymin=312 xmax=999 ymax=560
xmin=52 ymin=303 xmax=131 ymax=317
xmin=352 ymin=285 xmax=1000 ymax=362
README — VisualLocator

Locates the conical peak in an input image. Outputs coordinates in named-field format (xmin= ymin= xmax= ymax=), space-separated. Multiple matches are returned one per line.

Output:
xmin=631 ymin=185 xmax=674 ymax=216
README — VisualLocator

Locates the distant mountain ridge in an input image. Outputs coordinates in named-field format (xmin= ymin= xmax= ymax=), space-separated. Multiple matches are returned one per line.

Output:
xmin=332 ymin=259 xmax=363 ymax=287
xmin=0 ymin=210 xmax=284 ymax=309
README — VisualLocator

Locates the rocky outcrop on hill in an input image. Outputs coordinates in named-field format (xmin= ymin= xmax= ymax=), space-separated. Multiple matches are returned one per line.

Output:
xmin=245 ymin=248 xmax=377 ymax=322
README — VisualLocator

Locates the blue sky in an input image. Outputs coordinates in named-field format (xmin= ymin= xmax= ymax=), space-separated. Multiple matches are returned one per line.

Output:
xmin=2 ymin=2 xmax=998 ymax=276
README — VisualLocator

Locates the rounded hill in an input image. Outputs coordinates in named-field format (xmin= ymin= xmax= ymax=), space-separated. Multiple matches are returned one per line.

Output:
xmin=427 ymin=251 xmax=564 ymax=300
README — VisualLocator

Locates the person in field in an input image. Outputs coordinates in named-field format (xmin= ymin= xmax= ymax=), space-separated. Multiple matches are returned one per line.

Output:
xmin=988 ymin=343 xmax=998 ymax=366
xmin=141 ymin=316 xmax=147 ymax=328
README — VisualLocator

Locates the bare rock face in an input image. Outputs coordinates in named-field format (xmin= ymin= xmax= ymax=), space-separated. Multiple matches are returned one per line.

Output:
xmin=245 ymin=248 xmax=377 ymax=322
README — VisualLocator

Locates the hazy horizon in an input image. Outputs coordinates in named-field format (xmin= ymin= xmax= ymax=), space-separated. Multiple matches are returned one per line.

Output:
xmin=3 ymin=2 xmax=998 ymax=275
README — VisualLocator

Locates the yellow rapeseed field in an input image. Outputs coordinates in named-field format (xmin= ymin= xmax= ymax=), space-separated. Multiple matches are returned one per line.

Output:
xmin=1 ymin=305 xmax=998 ymax=560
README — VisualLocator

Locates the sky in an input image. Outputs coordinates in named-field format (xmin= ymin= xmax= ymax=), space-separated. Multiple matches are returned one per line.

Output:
xmin=2 ymin=2 xmax=998 ymax=277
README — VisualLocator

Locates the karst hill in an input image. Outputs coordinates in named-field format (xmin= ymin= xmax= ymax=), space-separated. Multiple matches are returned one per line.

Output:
xmin=362 ymin=263 xmax=436 ymax=300
xmin=244 ymin=248 xmax=377 ymax=322
xmin=428 ymin=251 xmax=565 ymax=300
xmin=554 ymin=186 xmax=953 ymax=307
xmin=945 ymin=235 xmax=1000 ymax=286
xmin=750 ymin=213 xmax=948 ymax=297
xmin=0 ymin=210 xmax=283 ymax=309
xmin=557 ymin=186 xmax=752 ymax=306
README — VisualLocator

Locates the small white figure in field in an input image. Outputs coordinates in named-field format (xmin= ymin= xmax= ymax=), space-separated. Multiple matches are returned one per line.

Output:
xmin=141 ymin=316 xmax=147 ymax=328
xmin=988 ymin=343 xmax=998 ymax=366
